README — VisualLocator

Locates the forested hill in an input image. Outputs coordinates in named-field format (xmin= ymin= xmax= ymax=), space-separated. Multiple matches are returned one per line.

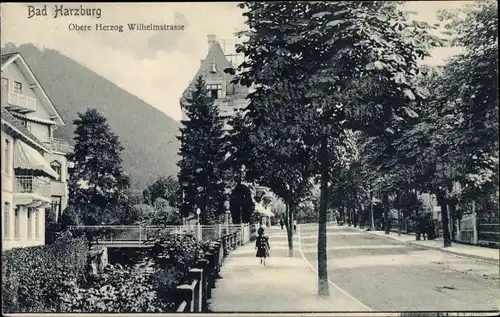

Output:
xmin=2 ymin=43 xmax=180 ymax=189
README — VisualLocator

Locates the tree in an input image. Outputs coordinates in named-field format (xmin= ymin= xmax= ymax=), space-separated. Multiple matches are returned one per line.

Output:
xmin=177 ymin=76 xmax=227 ymax=225
xmin=227 ymin=77 xmax=317 ymax=257
xmin=389 ymin=0 xmax=499 ymax=247
xmin=146 ymin=175 xmax=181 ymax=207
xmin=150 ymin=198 xmax=183 ymax=226
xmin=68 ymin=108 xmax=130 ymax=225
xmin=232 ymin=1 xmax=442 ymax=295
xmin=436 ymin=0 xmax=499 ymax=215
xmin=229 ymin=183 xmax=255 ymax=224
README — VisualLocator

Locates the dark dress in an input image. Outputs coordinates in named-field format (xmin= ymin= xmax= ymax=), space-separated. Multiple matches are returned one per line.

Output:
xmin=255 ymin=235 xmax=270 ymax=258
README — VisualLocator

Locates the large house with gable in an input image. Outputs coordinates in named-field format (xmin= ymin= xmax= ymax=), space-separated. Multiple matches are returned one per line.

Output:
xmin=179 ymin=35 xmax=272 ymax=222
xmin=180 ymin=34 xmax=249 ymax=131
xmin=1 ymin=52 xmax=73 ymax=250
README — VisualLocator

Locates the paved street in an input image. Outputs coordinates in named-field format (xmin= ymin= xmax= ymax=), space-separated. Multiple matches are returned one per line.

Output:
xmin=211 ymin=224 xmax=499 ymax=312
xmin=300 ymin=223 xmax=499 ymax=311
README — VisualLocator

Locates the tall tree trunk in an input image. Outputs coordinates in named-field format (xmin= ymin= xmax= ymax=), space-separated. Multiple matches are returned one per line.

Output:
xmin=318 ymin=135 xmax=330 ymax=296
xmin=370 ymin=190 xmax=375 ymax=230
xmin=383 ymin=192 xmax=390 ymax=234
xmin=285 ymin=203 xmax=294 ymax=257
xmin=396 ymin=192 xmax=401 ymax=236
xmin=450 ymin=203 xmax=458 ymax=242
xmin=437 ymin=195 xmax=452 ymax=247
xmin=352 ymin=206 xmax=357 ymax=228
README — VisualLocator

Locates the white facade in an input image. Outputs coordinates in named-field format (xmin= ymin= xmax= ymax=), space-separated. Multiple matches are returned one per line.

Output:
xmin=1 ymin=53 xmax=72 ymax=251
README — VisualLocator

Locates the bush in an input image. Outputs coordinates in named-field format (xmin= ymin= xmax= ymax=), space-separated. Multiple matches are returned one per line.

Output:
xmin=60 ymin=260 xmax=163 ymax=313
xmin=57 ymin=230 xmax=213 ymax=313
xmin=2 ymin=232 xmax=88 ymax=313
xmin=146 ymin=231 xmax=212 ymax=311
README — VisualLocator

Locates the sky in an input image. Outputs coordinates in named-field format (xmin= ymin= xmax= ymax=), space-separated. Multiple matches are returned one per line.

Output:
xmin=0 ymin=1 xmax=470 ymax=122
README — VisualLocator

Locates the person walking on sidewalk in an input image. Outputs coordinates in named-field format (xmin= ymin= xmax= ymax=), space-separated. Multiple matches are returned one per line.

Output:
xmin=293 ymin=219 xmax=297 ymax=232
xmin=280 ymin=219 xmax=284 ymax=230
xmin=255 ymin=227 xmax=270 ymax=266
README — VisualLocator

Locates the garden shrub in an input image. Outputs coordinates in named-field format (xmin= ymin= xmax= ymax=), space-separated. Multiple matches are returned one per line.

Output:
xmin=59 ymin=260 xmax=163 ymax=313
xmin=57 ymin=230 xmax=213 ymax=313
xmin=2 ymin=232 xmax=88 ymax=313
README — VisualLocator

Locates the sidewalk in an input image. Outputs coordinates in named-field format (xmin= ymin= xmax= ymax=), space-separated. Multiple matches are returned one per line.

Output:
xmin=210 ymin=226 xmax=370 ymax=312
xmin=349 ymin=225 xmax=499 ymax=264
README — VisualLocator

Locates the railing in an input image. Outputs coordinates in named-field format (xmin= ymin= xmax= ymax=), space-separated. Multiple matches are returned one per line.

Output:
xmin=68 ymin=224 xmax=259 ymax=245
xmin=68 ymin=225 xmax=187 ymax=243
xmin=14 ymin=176 xmax=50 ymax=196
xmin=478 ymin=223 xmax=499 ymax=247
xmin=175 ymin=231 xmax=241 ymax=312
xmin=7 ymin=92 xmax=36 ymax=111
xmin=43 ymin=137 xmax=74 ymax=154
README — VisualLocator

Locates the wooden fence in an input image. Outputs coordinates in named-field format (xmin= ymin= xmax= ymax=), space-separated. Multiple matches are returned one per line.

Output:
xmin=175 ymin=231 xmax=243 ymax=312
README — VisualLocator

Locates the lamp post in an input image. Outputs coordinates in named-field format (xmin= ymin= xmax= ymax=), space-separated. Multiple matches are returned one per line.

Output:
xmin=196 ymin=207 xmax=201 ymax=241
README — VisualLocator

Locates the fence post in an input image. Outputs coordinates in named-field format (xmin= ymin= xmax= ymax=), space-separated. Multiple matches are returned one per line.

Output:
xmin=205 ymin=251 xmax=216 ymax=297
xmin=176 ymin=284 xmax=193 ymax=312
xmin=188 ymin=268 xmax=203 ymax=312
xmin=195 ymin=259 xmax=210 ymax=311
xmin=212 ymin=242 xmax=222 ymax=277
xmin=197 ymin=223 xmax=202 ymax=242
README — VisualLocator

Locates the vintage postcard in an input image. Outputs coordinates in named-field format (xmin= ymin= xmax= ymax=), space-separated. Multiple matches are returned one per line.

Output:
xmin=0 ymin=1 xmax=498 ymax=317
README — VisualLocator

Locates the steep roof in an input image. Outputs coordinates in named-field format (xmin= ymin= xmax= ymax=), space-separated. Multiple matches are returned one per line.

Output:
xmin=1 ymin=52 xmax=18 ymax=66
xmin=181 ymin=40 xmax=248 ymax=105
xmin=1 ymin=107 xmax=49 ymax=152
xmin=1 ymin=52 xmax=65 ymax=126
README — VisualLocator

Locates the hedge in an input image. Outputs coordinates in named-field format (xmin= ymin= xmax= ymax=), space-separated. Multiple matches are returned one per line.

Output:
xmin=2 ymin=232 xmax=88 ymax=313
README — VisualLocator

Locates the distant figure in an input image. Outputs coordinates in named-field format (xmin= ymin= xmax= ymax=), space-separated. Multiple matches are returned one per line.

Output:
xmin=280 ymin=219 xmax=284 ymax=230
xmin=255 ymin=227 xmax=270 ymax=265
xmin=293 ymin=220 xmax=297 ymax=232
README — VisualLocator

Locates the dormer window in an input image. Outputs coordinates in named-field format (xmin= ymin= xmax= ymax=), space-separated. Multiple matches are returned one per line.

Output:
xmin=13 ymin=82 xmax=22 ymax=94
xmin=207 ymin=84 xmax=222 ymax=99
xmin=210 ymin=61 xmax=217 ymax=73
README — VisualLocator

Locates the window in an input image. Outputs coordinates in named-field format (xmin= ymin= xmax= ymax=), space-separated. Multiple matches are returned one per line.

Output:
xmin=13 ymin=81 xmax=22 ymax=94
xmin=14 ymin=208 xmax=20 ymax=239
xmin=1 ymin=78 xmax=8 ymax=94
xmin=4 ymin=139 xmax=10 ymax=176
xmin=35 ymin=211 xmax=40 ymax=239
xmin=207 ymin=84 xmax=222 ymax=99
xmin=51 ymin=196 xmax=62 ymax=220
xmin=3 ymin=203 xmax=10 ymax=239
xmin=50 ymin=161 xmax=62 ymax=179
xmin=27 ymin=208 xmax=32 ymax=239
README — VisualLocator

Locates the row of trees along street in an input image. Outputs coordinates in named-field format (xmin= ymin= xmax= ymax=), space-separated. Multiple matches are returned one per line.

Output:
xmin=50 ymin=0 xmax=498 ymax=303
xmin=217 ymin=1 xmax=498 ymax=297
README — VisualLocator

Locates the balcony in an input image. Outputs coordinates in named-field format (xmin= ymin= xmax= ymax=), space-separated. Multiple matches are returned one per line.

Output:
xmin=43 ymin=137 xmax=74 ymax=154
xmin=15 ymin=176 xmax=51 ymax=196
xmin=13 ymin=176 xmax=51 ymax=206
xmin=3 ymin=92 xmax=37 ymax=113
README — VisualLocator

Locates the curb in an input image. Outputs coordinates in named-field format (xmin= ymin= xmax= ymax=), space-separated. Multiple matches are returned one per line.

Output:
xmin=405 ymin=241 xmax=500 ymax=265
xmin=357 ymin=227 xmax=499 ymax=265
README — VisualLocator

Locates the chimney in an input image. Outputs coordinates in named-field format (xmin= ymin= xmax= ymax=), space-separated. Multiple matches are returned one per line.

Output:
xmin=207 ymin=34 xmax=217 ymax=48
